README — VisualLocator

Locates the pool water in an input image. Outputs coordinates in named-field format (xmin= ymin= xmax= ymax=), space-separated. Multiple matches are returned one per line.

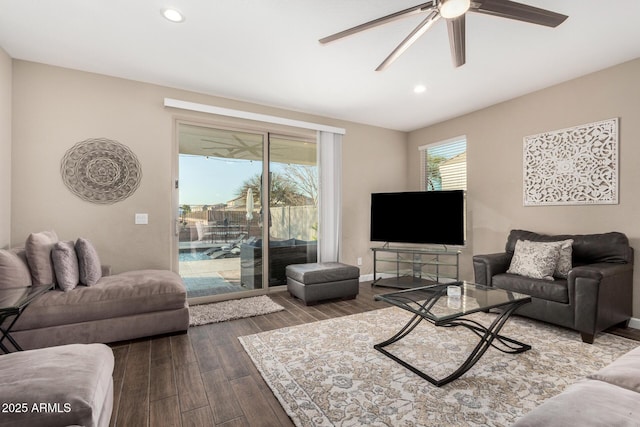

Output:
xmin=179 ymin=251 xmax=211 ymax=262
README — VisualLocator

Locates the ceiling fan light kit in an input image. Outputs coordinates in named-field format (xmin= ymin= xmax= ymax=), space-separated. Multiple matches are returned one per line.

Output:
xmin=320 ymin=0 xmax=568 ymax=70
xmin=439 ymin=0 xmax=471 ymax=19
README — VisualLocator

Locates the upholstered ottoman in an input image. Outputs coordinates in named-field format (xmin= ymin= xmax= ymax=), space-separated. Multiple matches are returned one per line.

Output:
xmin=286 ymin=262 xmax=360 ymax=305
xmin=0 ymin=343 xmax=114 ymax=427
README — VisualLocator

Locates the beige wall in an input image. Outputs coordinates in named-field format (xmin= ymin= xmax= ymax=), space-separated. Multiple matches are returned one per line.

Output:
xmin=341 ymin=121 xmax=408 ymax=273
xmin=0 ymin=48 xmax=11 ymax=248
xmin=408 ymin=58 xmax=640 ymax=316
xmin=14 ymin=57 xmax=637 ymax=313
xmin=11 ymin=60 xmax=407 ymax=273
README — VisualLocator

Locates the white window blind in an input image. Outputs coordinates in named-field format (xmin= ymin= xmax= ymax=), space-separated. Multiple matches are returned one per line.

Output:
xmin=420 ymin=137 xmax=467 ymax=191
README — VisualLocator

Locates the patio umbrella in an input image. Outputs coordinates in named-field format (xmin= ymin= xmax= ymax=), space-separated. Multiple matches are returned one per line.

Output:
xmin=246 ymin=189 xmax=254 ymax=235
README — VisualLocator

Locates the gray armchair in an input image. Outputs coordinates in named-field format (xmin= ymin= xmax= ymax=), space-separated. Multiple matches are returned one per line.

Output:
xmin=473 ymin=230 xmax=634 ymax=343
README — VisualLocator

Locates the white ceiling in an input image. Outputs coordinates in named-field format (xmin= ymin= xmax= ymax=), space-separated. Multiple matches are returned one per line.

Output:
xmin=1 ymin=0 xmax=639 ymax=132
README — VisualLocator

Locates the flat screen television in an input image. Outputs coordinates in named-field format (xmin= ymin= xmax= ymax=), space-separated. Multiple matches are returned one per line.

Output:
xmin=370 ymin=190 xmax=465 ymax=246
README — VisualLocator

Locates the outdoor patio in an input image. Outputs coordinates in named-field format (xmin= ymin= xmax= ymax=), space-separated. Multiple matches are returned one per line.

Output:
xmin=179 ymin=257 xmax=244 ymax=298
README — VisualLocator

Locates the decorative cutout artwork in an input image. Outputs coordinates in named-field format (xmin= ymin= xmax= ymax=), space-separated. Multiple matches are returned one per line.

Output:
xmin=61 ymin=138 xmax=142 ymax=204
xmin=523 ymin=118 xmax=618 ymax=206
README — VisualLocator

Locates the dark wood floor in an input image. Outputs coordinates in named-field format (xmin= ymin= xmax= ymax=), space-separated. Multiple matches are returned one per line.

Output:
xmin=108 ymin=283 xmax=390 ymax=427
xmin=108 ymin=283 xmax=640 ymax=427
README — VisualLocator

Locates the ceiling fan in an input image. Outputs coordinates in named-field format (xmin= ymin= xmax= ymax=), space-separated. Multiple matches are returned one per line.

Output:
xmin=200 ymin=135 xmax=262 ymax=159
xmin=319 ymin=0 xmax=568 ymax=71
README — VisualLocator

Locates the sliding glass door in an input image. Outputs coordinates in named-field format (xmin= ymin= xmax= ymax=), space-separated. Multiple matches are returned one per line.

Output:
xmin=176 ymin=122 xmax=317 ymax=302
xmin=266 ymin=134 xmax=318 ymax=286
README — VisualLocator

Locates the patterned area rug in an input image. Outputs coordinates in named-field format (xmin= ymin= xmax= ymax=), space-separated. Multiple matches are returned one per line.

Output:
xmin=239 ymin=307 xmax=638 ymax=426
xmin=189 ymin=295 xmax=284 ymax=326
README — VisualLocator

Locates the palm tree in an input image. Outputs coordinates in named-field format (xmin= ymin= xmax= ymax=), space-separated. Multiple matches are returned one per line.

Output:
xmin=179 ymin=204 xmax=191 ymax=225
xmin=236 ymin=173 xmax=306 ymax=206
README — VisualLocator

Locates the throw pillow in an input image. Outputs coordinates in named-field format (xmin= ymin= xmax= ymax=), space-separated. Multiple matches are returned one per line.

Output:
xmin=76 ymin=238 xmax=102 ymax=286
xmin=553 ymin=239 xmax=574 ymax=279
xmin=52 ymin=241 xmax=80 ymax=292
xmin=25 ymin=230 xmax=59 ymax=286
xmin=507 ymin=239 xmax=561 ymax=281
xmin=0 ymin=249 xmax=33 ymax=289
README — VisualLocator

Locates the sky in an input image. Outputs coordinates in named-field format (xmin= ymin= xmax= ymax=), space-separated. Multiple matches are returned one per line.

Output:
xmin=179 ymin=155 xmax=288 ymax=206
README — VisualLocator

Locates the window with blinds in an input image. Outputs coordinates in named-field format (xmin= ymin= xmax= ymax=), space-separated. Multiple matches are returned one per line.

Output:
xmin=420 ymin=137 xmax=467 ymax=191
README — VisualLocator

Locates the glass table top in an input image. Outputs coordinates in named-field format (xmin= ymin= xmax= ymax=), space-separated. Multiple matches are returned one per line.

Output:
xmin=0 ymin=284 xmax=53 ymax=314
xmin=374 ymin=281 xmax=531 ymax=323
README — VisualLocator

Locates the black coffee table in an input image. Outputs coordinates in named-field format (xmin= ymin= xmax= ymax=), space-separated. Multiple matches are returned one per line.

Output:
xmin=374 ymin=281 xmax=532 ymax=386
xmin=0 ymin=284 xmax=52 ymax=353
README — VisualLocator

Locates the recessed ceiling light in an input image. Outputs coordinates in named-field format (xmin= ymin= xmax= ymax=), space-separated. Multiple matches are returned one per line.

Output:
xmin=414 ymin=84 xmax=427 ymax=94
xmin=162 ymin=8 xmax=185 ymax=23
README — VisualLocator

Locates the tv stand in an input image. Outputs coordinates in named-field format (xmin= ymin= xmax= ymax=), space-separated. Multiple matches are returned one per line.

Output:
xmin=371 ymin=246 xmax=460 ymax=289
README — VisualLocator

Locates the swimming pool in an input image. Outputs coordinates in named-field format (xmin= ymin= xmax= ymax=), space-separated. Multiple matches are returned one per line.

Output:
xmin=179 ymin=251 xmax=211 ymax=262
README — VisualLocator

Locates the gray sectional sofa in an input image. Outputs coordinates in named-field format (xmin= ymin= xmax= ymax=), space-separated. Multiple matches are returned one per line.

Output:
xmin=513 ymin=345 xmax=640 ymax=426
xmin=0 ymin=343 xmax=115 ymax=427
xmin=0 ymin=231 xmax=189 ymax=351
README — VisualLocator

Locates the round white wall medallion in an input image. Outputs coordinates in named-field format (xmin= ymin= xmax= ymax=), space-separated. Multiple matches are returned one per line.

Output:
xmin=61 ymin=138 xmax=142 ymax=204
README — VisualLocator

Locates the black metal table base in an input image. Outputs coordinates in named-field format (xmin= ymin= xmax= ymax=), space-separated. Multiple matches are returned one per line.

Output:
xmin=374 ymin=300 xmax=531 ymax=387
xmin=0 ymin=314 xmax=24 ymax=353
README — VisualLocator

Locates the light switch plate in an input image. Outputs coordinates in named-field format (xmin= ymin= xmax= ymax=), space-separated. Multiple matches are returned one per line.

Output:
xmin=135 ymin=213 xmax=148 ymax=225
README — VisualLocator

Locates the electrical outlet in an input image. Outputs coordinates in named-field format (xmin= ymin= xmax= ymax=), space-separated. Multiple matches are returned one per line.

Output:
xmin=357 ymin=257 xmax=363 ymax=266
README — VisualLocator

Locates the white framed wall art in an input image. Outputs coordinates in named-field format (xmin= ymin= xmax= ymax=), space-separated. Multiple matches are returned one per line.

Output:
xmin=523 ymin=118 xmax=619 ymax=206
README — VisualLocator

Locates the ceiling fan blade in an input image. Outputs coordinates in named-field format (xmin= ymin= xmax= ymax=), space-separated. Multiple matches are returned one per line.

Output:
xmin=376 ymin=10 xmax=440 ymax=71
xmin=446 ymin=15 xmax=466 ymax=67
xmin=469 ymin=0 xmax=568 ymax=27
xmin=319 ymin=1 xmax=435 ymax=44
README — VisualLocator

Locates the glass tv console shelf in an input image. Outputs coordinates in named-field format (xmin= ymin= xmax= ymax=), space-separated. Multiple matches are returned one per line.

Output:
xmin=371 ymin=246 xmax=460 ymax=289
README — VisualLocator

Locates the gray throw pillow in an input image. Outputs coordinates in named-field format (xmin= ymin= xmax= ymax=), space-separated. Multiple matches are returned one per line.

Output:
xmin=52 ymin=241 xmax=80 ymax=292
xmin=0 ymin=249 xmax=33 ymax=289
xmin=507 ymin=239 xmax=560 ymax=281
xmin=25 ymin=230 xmax=59 ymax=285
xmin=553 ymin=239 xmax=573 ymax=279
xmin=75 ymin=238 xmax=102 ymax=286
